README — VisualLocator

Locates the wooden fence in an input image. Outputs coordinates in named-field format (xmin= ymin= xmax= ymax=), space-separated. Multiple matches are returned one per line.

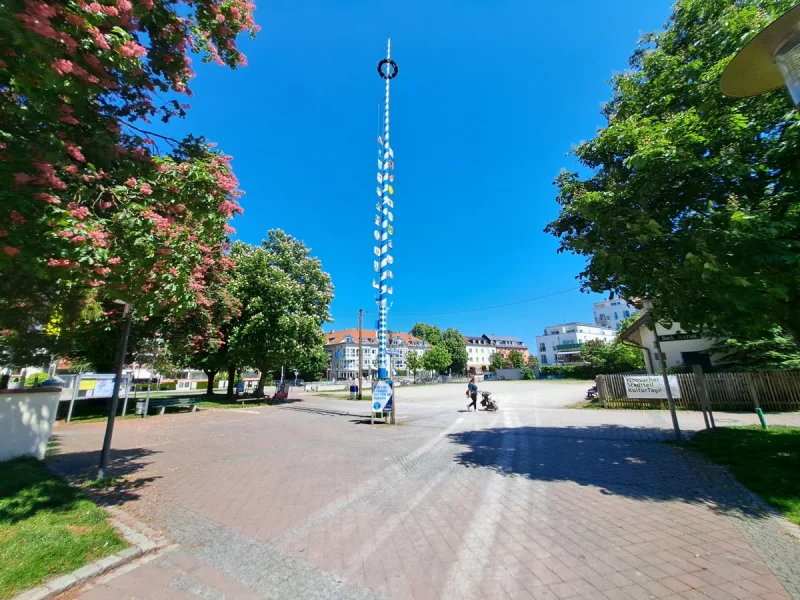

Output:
xmin=596 ymin=371 xmax=800 ymax=411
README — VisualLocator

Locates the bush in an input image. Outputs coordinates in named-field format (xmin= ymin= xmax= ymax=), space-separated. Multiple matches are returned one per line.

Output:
xmin=521 ymin=367 xmax=535 ymax=380
xmin=157 ymin=381 xmax=177 ymax=391
xmin=196 ymin=381 xmax=208 ymax=390
xmin=539 ymin=365 xmax=601 ymax=380
xmin=24 ymin=373 xmax=49 ymax=387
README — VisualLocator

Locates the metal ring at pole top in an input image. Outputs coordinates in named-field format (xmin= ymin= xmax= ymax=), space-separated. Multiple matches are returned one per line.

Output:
xmin=377 ymin=58 xmax=399 ymax=80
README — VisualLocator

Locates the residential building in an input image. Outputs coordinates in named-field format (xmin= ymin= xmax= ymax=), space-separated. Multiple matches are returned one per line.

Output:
xmin=535 ymin=323 xmax=616 ymax=366
xmin=593 ymin=298 xmax=639 ymax=331
xmin=464 ymin=334 xmax=529 ymax=372
xmin=619 ymin=312 xmax=718 ymax=373
xmin=324 ymin=329 xmax=429 ymax=380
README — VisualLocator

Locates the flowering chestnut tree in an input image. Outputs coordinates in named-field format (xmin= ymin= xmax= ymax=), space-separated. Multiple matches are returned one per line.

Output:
xmin=0 ymin=0 xmax=257 ymax=354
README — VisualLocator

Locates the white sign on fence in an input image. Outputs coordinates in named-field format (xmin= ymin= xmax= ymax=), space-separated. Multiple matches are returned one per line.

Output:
xmin=624 ymin=375 xmax=681 ymax=399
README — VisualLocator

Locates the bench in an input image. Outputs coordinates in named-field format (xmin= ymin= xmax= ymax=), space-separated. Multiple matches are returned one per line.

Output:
xmin=235 ymin=392 xmax=264 ymax=404
xmin=146 ymin=397 xmax=201 ymax=415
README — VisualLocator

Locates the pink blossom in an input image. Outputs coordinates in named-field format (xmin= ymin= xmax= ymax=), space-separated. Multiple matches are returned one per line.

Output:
xmin=107 ymin=256 xmax=122 ymax=265
xmin=10 ymin=211 xmax=25 ymax=225
xmin=57 ymin=230 xmax=72 ymax=238
xmin=224 ymin=224 xmax=236 ymax=234
xmin=139 ymin=183 xmax=153 ymax=195
xmin=47 ymin=258 xmax=74 ymax=267
xmin=51 ymin=59 xmax=74 ymax=75
xmin=64 ymin=165 xmax=78 ymax=175
xmin=3 ymin=246 xmax=20 ymax=256
xmin=118 ymin=40 xmax=147 ymax=58
xmin=0 ymin=230 xmax=7 ymax=237
xmin=65 ymin=143 xmax=85 ymax=162
xmin=14 ymin=173 xmax=34 ymax=185
xmin=71 ymin=235 xmax=87 ymax=243
xmin=125 ymin=177 xmax=137 ymax=187
xmin=67 ymin=203 xmax=90 ymax=220
xmin=59 ymin=114 xmax=79 ymax=125
xmin=94 ymin=266 xmax=112 ymax=276
xmin=34 ymin=193 xmax=60 ymax=204
xmin=216 ymin=13 xmax=225 ymax=21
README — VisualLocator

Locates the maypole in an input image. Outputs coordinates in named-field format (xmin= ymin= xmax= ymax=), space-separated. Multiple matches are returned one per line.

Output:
xmin=373 ymin=39 xmax=398 ymax=381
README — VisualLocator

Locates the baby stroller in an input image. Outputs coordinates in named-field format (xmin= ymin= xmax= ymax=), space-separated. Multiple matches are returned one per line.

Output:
xmin=480 ymin=390 xmax=498 ymax=411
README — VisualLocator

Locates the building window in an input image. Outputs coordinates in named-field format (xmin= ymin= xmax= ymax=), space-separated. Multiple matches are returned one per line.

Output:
xmin=539 ymin=343 xmax=546 ymax=352
xmin=624 ymin=310 xmax=630 ymax=318
xmin=614 ymin=312 xmax=618 ymax=319
xmin=540 ymin=354 xmax=547 ymax=364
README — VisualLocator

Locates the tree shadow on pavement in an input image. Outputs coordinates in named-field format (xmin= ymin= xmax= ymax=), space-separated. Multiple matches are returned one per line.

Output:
xmin=46 ymin=444 xmax=161 ymax=507
xmin=446 ymin=425 xmax=772 ymax=520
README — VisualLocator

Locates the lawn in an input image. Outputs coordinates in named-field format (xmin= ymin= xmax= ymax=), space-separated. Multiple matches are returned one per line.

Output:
xmin=57 ymin=394 xmax=255 ymax=423
xmin=0 ymin=458 xmax=126 ymax=598
xmin=684 ymin=426 xmax=800 ymax=525
xmin=312 ymin=392 xmax=372 ymax=401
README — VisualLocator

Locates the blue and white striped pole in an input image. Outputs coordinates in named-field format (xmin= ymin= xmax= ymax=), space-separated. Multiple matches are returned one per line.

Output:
xmin=373 ymin=39 xmax=398 ymax=381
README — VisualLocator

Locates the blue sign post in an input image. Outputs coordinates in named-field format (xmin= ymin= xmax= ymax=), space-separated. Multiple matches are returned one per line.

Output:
xmin=371 ymin=380 xmax=393 ymax=424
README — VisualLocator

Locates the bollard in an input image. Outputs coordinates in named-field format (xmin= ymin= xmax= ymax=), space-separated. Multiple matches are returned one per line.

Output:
xmin=756 ymin=408 xmax=768 ymax=430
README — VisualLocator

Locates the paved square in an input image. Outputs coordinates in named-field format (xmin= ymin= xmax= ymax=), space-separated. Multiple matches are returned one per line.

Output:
xmin=49 ymin=382 xmax=800 ymax=599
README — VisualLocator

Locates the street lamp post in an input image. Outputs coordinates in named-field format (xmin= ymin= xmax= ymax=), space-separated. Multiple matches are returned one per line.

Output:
xmin=721 ymin=4 xmax=800 ymax=110
xmin=98 ymin=300 xmax=133 ymax=479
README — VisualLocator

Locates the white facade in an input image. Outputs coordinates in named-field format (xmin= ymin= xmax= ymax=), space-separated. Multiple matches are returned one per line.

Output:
xmin=535 ymin=323 xmax=616 ymax=366
xmin=324 ymin=330 xmax=428 ymax=380
xmin=593 ymin=299 xmax=638 ymax=331
xmin=622 ymin=318 xmax=718 ymax=373
xmin=465 ymin=336 xmax=495 ymax=371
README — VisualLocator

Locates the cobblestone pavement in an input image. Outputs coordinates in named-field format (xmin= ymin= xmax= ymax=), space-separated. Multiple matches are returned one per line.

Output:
xmin=48 ymin=383 xmax=800 ymax=600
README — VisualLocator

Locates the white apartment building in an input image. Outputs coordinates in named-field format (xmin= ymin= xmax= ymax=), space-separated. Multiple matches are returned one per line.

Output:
xmin=593 ymin=299 xmax=638 ymax=331
xmin=324 ymin=329 xmax=429 ymax=380
xmin=535 ymin=323 xmax=616 ymax=366
xmin=464 ymin=334 xmax=529 ymax=372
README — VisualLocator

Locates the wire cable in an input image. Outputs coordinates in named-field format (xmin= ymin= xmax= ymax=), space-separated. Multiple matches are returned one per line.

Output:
xmin=364 ymin=287 xmax=581 ymax=317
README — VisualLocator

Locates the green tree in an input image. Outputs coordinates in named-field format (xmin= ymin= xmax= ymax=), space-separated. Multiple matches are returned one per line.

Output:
xmin=527 ymin=354 xmax=540 ymax=369
xmin=422 ymin=344 xmax=451 ymax=374
xmin=441 ymin=328 xmax=468 ymax=375
xmin=507 ymin=350 xmax=525 ymax=369
xmin=406 ymin=351 xmax=423 ymax=381
xmin=520 ymin=367 xmax=536 ymax=380
xmin=410 ymin=323 xmax=443 ymax=346
xmin=0 ymin=0 xmax=257 ymax=353
xmin=295 ymin=346 xmax=329 ymax=381
xmin=710 ymin=328 xmax=800 ymax=372
xmin=489 ymin=352 xmax=506 ymax=372
xmin=229 ymin=231 xmax=334 ymax=396
xmin=580 ymin=339 xmax=645 ymax=373
xmin=545 ymin=0 xmax=800 ymax=342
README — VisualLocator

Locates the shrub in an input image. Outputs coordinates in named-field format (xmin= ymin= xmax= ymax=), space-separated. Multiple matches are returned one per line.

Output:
xmin=539 ymin=365 xmax=600 ymax=380
xmin=24 ymin=373 xmax=49 ymax=387
xmin=157 ymin=382 xmax=177 ymax=391
xmin=521 ymin=367 xmax=535 ymax=380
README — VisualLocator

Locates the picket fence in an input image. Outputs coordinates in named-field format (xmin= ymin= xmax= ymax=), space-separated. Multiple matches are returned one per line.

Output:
xmin=596 ymin=371 xmax=800 ymax=411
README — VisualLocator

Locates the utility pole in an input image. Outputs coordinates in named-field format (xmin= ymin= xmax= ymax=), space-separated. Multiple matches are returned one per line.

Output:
xmin=358 ymin=309 xmax=364 ymax=399
xmin=650 ymin=315 xmax=682 ymax=441
xmin=98 ymin=301 xmax=133 ymax=479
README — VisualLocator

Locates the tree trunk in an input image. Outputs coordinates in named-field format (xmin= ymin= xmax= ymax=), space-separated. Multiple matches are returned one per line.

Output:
xmin=255 ymin=370 xmax=268 ymax=397
xmin=204 ymin=369 xmax=217 ymax=396
xmin=226 ymin=364 xmax=236 ymax=399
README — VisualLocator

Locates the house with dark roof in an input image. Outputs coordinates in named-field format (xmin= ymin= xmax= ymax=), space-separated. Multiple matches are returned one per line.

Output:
xmin=463 ymin=334 xmax=529 ymax=372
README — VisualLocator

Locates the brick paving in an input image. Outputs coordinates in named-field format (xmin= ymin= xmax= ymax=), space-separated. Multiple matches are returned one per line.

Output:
xmin=48 ymin=383 xmax=800 ymax=599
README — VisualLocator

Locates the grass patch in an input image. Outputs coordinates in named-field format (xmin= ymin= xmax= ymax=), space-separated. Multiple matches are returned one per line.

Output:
xmin=564 ymin=398 xmax=605 ymax=410
xmin=0 ymin=458 xmax=126 ymax=598
xmin=682 ymin=426 xmax=800 ymax=525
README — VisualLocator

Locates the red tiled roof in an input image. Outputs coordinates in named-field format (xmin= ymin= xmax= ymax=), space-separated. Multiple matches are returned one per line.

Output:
xmin=324 ymin=329 xmax=426 ymax=346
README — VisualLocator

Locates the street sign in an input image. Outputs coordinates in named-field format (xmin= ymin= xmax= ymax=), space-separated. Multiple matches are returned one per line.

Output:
xmin=372 ymin=380 xmax=393 ymax=413
xmin=386 ymin=349 xmax=402 ymax=356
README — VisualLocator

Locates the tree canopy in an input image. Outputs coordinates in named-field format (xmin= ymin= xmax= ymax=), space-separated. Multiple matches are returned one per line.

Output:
xmin=441 ymin=328 xmax=468 ymax=375
xmin=546 ymin=0 xmax=800 ymax=342
xmin=580 ymin=339 xmax=645 ymax=374
xmin=410 ymin=323 xmax=443 ymax=346
xmin=228 ymin=231 xmax=333 ymax=395
xmin=710 ymin=328 xmax=800 ymax=372
xmin=1 ymin=0 xmax=257 ymax=358
xmin=422 ymin=344 xmax=451 ymax=374
xmin=507 ymin=350 xmax=525 ymax=369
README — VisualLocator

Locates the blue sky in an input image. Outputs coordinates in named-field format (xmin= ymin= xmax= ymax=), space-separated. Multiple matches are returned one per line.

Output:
xmin=164 ymin=0 xmax=673 ymax=346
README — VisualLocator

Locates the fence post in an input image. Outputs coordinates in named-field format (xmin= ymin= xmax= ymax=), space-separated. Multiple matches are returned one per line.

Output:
xmin=745 ymin=373 xmax=760 ymax=410
xmin=692 ymin=364 xmax=713 ymax=429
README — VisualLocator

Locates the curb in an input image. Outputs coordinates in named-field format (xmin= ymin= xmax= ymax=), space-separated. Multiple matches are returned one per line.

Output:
xmin=13 ymin=507 xmax=172 ymax=600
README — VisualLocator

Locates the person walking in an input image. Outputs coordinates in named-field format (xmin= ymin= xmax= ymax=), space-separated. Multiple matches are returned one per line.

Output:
xmin=466 ymin=376 xmax=478 ymax=411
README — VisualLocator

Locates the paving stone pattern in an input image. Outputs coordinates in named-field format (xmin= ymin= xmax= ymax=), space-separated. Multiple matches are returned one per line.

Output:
xmin=49 ymin=385 xmax=800 ymax=599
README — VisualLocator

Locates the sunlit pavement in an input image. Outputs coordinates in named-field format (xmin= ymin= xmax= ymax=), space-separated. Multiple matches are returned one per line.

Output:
xmin=49 ymin=381 xmax=800 ymax=599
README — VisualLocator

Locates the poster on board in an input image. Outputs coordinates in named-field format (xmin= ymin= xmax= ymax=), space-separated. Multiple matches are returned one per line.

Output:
xmin=624 ymin=375 xmax=681 ymax=399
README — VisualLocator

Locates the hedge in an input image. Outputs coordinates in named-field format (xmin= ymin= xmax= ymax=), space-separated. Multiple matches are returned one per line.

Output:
xmin=538 ymin=365 xmax=603 ymax=380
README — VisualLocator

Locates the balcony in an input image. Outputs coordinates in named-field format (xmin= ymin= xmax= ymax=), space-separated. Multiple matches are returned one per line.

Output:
xmin=554 ymin=342 xmax=583 ymax=351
